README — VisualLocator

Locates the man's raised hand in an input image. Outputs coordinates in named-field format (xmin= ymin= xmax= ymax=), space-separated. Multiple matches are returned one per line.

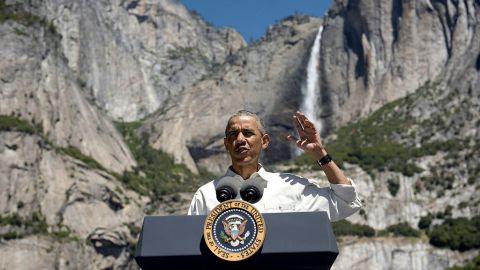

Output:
xmin=286 ymin=111 xmax=327 ymax=160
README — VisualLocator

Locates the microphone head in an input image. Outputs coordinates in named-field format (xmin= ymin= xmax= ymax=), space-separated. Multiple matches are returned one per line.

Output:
xmin=215 ymin=176 xmax=242 ymax=202
xmin=240 ymin=176 xmax=266 ymax=204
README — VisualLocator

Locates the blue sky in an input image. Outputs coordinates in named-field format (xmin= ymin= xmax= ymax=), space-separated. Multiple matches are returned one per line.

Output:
xmin=180 ymin=0 xmax=332 ymax=42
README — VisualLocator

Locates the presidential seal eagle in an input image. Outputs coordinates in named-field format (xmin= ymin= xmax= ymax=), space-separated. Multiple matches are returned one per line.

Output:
xmin=222 ymin=214 xmax=250 ymax=247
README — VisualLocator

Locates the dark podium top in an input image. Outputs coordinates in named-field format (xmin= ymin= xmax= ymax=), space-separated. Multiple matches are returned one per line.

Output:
xmin=135 ymin=211 xmax=338 ymax=270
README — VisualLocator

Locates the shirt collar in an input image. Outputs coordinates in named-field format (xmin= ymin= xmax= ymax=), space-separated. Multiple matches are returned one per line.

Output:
xmin=225 ymin=164 xmax=269 ymax=181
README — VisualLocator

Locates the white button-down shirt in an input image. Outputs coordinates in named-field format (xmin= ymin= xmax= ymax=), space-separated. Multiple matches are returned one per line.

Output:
xmin=188 ymin=166 xmax=362 ymax=221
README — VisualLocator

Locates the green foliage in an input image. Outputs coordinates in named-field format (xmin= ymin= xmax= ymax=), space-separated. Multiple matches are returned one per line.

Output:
xmin=49 ymin=226 xmax=81 ymax=242
xmin=0 ymin=213 xmax=23 ymax=226
xmin=114 ymin=121 xmax=214 ymax=198
xmin=50 ymin=229 xmax=71 ymax=239
xmin=57 ymin=146 xmax=105 ymax=171
xmin=326 ymin=93 xmax=418 ymax=176
xmin=383 ymin=222 xmax=421 ymax=237
xmin=0 ymin=212 xmax=81 ymax=242
xmin=0 ymin=1 xmax=47 ymax=26
xmin=115 ymin=121 xmax=143 ymax=151
xmin=17 ymin=201 xmax=24 ymax=209
xmin=13 ymin=26 xmax=28 ymax=36
xmin=115 ymin=170 xmax=148 ymax=196
xmin=311 ymin=82 xmax=466 ymax=177
xmin=429 ymin=216 xmax=480 ymax=251
xmin=127 ymin=240 xmax=137 ymax=258
xmin=448 ymin=255 xmax=480 ymax=270
xmin=419 ymin=170 xmax=455 ymax=193
xmin=47 ymin=20 xmax=56 ymax=34
xmin=124 ymin=222 xmax=141 ymax=238
xmin=167 ymin=46 xmax=195 ymax=60
xmin=189 ymin=10 xmax=213 ymax=26
xmin=435 ymin=205 xmax=453 ymax=220
xmin=0 ymin=115 xmax=37 ymax=134
xmin=418 ymin=213 xmax=434 ymax=229
xmin=1 ymin=231 xmax=23 ymax=240
xmin=468 ymin=175 xmax=477 ymax=185
xmin=0 ymin=211 xmax=48 ymax=240
xmin=412 ymin=140 xmax=463 ymax=157
xmin=387 ymin=178 xmax=400 ymax=197
xmin=23 ymin=211 xmax=48 ymax=234
xmin=458 ymin=201 xmax=469 ymax=209
xmin=332 ymin=220 xmax=375 ymax=237
xmin=1 ymin=116 xmax=111 ymax=173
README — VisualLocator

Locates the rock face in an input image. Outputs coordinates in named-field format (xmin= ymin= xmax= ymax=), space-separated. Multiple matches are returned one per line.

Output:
xmin=0 ymin=236 xmax=97 ymax=269
xmin=332 ymin=237 xmax=478 ymax=270
xmin=0 ymin=14 xmax=135 ymax=173
xmin=347 ymin=16 xmax=480 ymax=229
xmin=0 ymin=6 xmax=145 ymax=268
xmin=144 ymin=15 xmax=323 ymax=173
xmin=318 ymin=0 xmax=479 ymax=132
xmin=1 ymin=0 xmax=479 ymax=269
xmin=143 ymin=0 xmax=480 ymax=173
xmin=0 ymin=130 xmax=146 ymax=269
xmin=41 ymin=0 xmax=245 ymax=121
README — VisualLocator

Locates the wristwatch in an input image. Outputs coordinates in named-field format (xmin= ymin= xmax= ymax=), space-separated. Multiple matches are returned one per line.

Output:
xmin=317 ymin=154 xmax=332 ymax=166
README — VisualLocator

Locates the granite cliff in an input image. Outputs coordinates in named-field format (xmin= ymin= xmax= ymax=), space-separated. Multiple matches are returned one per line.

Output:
xmin=42 ymin=0 xmax=245 ymax=121
xmin=0 ymin=0 xmax=478 ymax=269
xmin=318 ymin=0 xmax=479 ymax=133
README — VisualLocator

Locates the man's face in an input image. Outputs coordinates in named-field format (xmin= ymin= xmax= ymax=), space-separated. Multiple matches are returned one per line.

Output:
xmin=224 ymin=116 xmax=269 ymax=168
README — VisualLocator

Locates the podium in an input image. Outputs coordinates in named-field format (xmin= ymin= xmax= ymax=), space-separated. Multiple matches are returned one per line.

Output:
xmin=135 ymin=211 xmax=338 ymax=270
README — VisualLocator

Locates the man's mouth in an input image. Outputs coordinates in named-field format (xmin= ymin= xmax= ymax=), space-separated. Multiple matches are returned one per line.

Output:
xmin=235 ymin=146 xmax=249 ymax=154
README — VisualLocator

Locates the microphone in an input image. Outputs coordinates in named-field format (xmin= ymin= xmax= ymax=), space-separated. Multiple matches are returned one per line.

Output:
xmin=240 ymin=176 xmax=267 ymax=204
xmin=215 ymin=176 xmax=241 ymax=202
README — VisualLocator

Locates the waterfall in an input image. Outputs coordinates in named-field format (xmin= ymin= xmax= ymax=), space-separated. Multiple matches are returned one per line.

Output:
xmin=293 ymin=26 xmax=323 ymax=156
xmin=300 ymin=25 xmax=323 ymax=133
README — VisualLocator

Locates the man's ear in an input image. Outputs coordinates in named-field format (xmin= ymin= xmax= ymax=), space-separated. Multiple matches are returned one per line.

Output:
xmin=224 ymin=137 xmax=228 ymax=150
xmin=261 ymin=134 xmax=270 ymax=149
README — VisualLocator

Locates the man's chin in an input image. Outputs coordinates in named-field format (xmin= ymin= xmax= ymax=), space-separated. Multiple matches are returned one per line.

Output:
xmin=233 ymin=156 xmax=254 ymax=166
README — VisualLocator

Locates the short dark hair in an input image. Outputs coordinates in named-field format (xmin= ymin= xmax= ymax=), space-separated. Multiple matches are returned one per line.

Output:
xmin=225 ymin=110 xmax=266 ymax=136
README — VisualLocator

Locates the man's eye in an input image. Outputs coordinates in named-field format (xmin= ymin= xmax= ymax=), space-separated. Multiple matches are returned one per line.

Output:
xmin=227 ymin=132 xmax=238 ymax=137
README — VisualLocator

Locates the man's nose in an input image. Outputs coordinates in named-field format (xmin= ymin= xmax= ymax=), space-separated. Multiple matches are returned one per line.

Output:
xmin=235 ymin=132 xmax=246 ymax=143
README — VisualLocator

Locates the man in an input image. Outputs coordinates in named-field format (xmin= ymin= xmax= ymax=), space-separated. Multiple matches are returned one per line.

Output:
xmin=188 ymin=110 xmax=361 ymax=221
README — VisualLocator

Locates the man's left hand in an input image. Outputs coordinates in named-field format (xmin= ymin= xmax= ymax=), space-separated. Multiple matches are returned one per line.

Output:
xmin=286 ymin=111 xmax=327 ymax=160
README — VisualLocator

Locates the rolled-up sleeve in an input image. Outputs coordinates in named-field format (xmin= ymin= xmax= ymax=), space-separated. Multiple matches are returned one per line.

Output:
xmin=298 ymin=178 xmax=362 ymax=221
xmin=328 ymin=178 xmax=362 ymax=221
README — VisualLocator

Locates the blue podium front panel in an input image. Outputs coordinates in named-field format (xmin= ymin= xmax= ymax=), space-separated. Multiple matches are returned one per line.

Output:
xmin=135 ymin=212 xmax=338 ymax=270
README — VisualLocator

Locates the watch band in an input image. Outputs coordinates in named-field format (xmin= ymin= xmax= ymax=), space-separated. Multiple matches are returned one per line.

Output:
xmin=317 ymin=154 xmax=332 ymax=166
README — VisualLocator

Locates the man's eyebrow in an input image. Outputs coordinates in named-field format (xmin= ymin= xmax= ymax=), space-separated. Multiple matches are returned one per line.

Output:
xmin=225 ymin=128 xmax=255 ymax=135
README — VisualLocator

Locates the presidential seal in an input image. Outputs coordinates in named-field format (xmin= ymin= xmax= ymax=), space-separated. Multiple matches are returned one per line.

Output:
xmin=203 ymin=200 xmax=266 ymax=261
